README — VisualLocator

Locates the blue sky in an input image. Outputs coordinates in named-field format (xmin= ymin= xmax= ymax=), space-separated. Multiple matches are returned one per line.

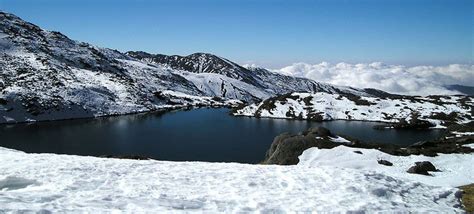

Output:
xmin=1 ymin=0 xmax=472 ymax=68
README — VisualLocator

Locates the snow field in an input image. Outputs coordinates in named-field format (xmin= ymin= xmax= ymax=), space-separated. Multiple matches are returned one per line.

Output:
xmin=0 ymin=147 xmax=468 ymax=212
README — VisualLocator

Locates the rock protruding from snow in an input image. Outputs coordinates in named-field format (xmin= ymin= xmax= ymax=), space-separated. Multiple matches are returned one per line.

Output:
xmin=298 ymin=145 xmax=474 ymax=188
xmin=263 ymin=127 xmax=355 ymax=165
xmin=377 ymin=159 xmax=393 ymax=166
xmin=407 ymin=161 xmax=439 ymax=176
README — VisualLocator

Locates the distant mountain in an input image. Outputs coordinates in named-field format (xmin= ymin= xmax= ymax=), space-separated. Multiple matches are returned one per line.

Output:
xmin=445 ymin=85 xmax=474 ymax=96
xmin=0 ymin=11 xmax=375 ymax=124
xmin=2 ymin=11 xmax=466 ymax=125
xmin=126 ymin=51 xmax=371 ymax=97
xmin=127 ymin=51 xmax=263 ymax=87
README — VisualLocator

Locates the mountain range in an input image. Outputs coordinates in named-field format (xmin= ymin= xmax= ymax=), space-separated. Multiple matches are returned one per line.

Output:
xmin=0 ymin=11 xmax=470 ymax=124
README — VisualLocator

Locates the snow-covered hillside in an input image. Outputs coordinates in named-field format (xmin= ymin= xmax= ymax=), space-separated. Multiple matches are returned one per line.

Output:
xmin=1 ymin=11 xmax=471 ymax=127
xmin=126 ymin=51 xmax=370 ymax=98
xmin=234 ymin=92 xmax=473 ymax=128
xmin=0 ymin=146 xmax=468 ymax=212
xmin=0 ymin=11 xmax=374 ymax=124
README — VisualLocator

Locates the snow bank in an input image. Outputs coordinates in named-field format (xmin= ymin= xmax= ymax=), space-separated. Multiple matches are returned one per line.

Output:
xmin=299 ymin=146 xmax=474 ymax=187
xmin=328 ymin=136 xmax=352 ymax=144
xmin=0 ymin=147 xmax=464 ymax=212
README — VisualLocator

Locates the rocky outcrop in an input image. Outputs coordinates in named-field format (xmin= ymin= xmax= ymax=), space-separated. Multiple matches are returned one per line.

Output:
xmin=262 ymin=124 xmax=474 ymax=165
xmin=460 ymin=184 xmax=474 ymax=212
xmin=262 ymin=127 xmax=341 ymax=165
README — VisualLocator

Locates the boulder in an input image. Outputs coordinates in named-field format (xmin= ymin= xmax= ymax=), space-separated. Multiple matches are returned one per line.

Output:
xmin=407 ymin=161 xmax=438 ymax=175
xmin=377 ymin=159 xmax=393 ymax=166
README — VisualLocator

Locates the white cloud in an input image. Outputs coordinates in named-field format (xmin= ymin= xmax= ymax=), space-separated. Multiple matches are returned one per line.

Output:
xmin=274 ymin=62 xmax=474 ymax=95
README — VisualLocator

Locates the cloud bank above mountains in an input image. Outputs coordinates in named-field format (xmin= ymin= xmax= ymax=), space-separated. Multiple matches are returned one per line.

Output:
xmin=272 ymin=62 xmax=473 ymax=95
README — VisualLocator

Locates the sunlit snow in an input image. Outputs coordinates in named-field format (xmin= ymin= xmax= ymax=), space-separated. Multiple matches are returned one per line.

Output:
xmin=0 ymin=146 xmax=469 ymax=212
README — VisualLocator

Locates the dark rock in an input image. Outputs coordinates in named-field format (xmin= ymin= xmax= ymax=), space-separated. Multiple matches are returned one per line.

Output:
xmin=306 ymin=112 xmax=324 ymax=121
xmin=100 ymin=155 xmax=151 ymax=160
xmin=377 ymin=159 xmax=393 ymax=166
xmin=211 ymin=96 xmax=223 ymax=101
xmin=407 ymin=161 xmax=438 ymax=175
xmin=262 ymin=128 xmax=339 ymax=165
xmin=153 ymin=91 xmax=168 ymax=100
xmin=353 ymin=150 xmax=363 ymax=154
xmin=447 ymin=122 xmax=474 ymax=133
xmin=339 ymin=92 xmax=375 ymax=106
xmin=393 ymin=113 xmax=435 ymax=130
xmin=0 ymin=98 xmax=7 ymax=105
xmin=429 ymin=112 xmax=459 ymax=122
xmin=307 ymin=127 xmax=332 ymax=137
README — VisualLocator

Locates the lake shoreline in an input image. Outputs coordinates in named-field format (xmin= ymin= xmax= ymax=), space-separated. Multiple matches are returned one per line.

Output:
xmin=0 ymin=104 xmax=235 ymax=126
xmin=0 ymin=107 xmax=450 ymax=163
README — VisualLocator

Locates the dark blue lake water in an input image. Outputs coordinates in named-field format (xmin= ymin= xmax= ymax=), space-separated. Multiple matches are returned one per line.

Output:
xmin=0 ymin=108 xmax=444 ymax=163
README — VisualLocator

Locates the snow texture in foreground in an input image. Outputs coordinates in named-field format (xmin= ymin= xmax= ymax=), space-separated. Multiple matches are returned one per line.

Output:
xmin=298 ymin=146 xmax=474 ymax=188
xmin=0 ymin=147 xmax=464 ymax=212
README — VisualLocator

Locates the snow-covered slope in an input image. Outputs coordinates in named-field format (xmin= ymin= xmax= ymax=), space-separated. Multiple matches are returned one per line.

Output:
xmin=299 ymin=146 xmax=474 ymax=187
xmin=1 ymin=11 xmax=470 ymax=126
xmin=127 ymin=51 xmax=265 ymax=86
xmin=127 ymin=51 xmax=372 ymax=98
xmin=0 ymin=11 xmax=375 ymax=124
xmin=0 ymin=146 xmax=465 ymax=212
xmin=0 ymin=12 xmax=225 ymax=123
xmin=234 ymin=92 xmax=473 ymax=127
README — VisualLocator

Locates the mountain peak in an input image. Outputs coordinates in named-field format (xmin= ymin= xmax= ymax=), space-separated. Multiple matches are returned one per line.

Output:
xmin=126 ymin=51 xmax=265 ymax=85
xmin=186 ymin=52 xmax=216 ymax=57
xmin=1 ymin=11 xmax=41 ymax=34
xmin=0 ymin=10 xmax=74 ymax=47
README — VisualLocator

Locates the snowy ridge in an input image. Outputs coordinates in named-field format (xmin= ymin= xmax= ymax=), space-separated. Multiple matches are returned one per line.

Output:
xmin=234 ymin=92 xmax=473 ymax=127
xmin=174 ymin=70 xmax=272 ymax=100
xmin=126 ymin=51 xmax=373 ymax=98
xmin=0 ymin=146 xmax=465 ymax=212
xmin=1 ymin=11 xmax=471 ymax=126
xmin=0 ymin=11 xmax=374 ymax=124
